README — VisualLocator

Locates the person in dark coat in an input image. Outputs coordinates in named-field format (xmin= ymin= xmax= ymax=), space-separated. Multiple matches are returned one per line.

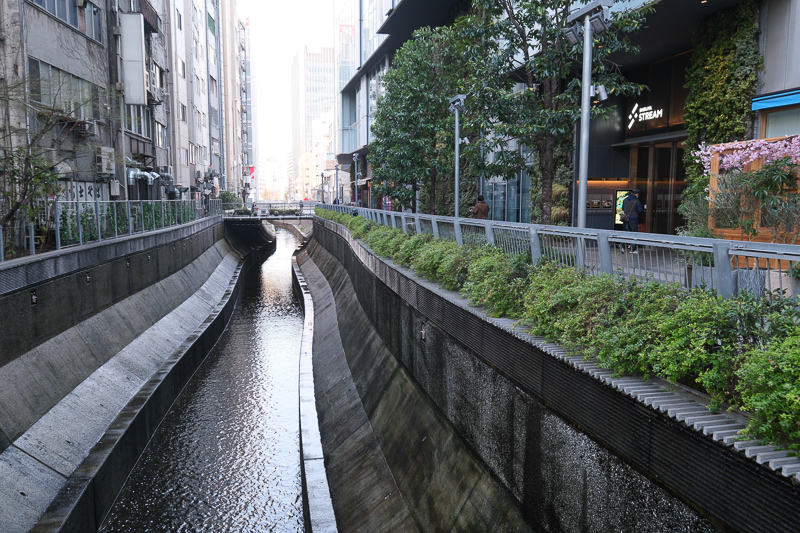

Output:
xmin=469 ymin=195 xmax=490 ymax=219
xmin=621 ymin=188 xmax=643 ymax=252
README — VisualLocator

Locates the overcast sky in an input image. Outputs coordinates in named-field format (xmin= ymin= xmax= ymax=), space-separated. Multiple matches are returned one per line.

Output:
xmin=239 ymin=0 xmax=335 ymax=168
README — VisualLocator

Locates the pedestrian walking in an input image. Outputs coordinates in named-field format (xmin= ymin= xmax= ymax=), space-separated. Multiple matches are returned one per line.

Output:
xmin=469 ymin=195 xmax=490 ymax=219
xmin=620 ymin=188 xmax=643 ymax=252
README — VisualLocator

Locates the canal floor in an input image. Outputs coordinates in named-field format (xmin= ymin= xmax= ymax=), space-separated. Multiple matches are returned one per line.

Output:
xmin=100 ymin=229 xmax=305 ymax=532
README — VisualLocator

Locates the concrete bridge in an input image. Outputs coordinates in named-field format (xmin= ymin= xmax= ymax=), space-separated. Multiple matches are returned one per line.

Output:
xmin=0 ymin=213 xmax=798 ymax=532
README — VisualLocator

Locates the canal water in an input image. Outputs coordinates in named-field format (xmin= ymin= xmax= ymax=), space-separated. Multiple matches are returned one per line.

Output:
xmin=100 ymin=229 xmax=305 ymax=532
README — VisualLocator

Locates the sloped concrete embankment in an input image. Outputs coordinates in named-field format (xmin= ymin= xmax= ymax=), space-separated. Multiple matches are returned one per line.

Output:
xmin=0 ymin=219 xmax=274 ymax=532
xmin=305 ymin=217 xmax=799 ymax=532
xmin=296 ymin=240 xmax=531 ymax=532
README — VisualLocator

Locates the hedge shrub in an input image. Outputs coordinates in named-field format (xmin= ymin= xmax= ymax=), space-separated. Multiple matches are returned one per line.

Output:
xmin=315 ymin=207 xmax=800 ymax=448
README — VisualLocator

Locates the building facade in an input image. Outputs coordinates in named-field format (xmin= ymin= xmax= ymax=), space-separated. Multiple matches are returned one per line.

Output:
xmin=290 ymin=45 xmax=334 ymax=200
xmin=580 ymin=0 xmax=800 ymax=234
xmin=333 ymin=0 xmax=468 ymax=207
xmin=0 ymin=0 xmax=257 ymax=218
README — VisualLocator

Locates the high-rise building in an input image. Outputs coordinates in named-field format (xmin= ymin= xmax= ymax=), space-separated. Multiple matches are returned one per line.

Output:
xmin=290 ymin=46 xmax=334 ymax=200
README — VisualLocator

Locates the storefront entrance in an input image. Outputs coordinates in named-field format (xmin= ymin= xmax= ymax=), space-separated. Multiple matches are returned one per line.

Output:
xmin=629 ymin=140 xmax=687 ymax=234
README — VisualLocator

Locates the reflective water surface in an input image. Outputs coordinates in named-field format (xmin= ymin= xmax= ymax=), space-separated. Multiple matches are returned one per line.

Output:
xmin=100 ymin=229 xmax=304 ymax=532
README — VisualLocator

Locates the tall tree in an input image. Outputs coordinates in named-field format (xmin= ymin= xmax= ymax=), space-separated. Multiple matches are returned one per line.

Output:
xmin=370 ymin=26 xmax=486 ymax=215
xmin=465 ymin=0 xmax=651 ymax=224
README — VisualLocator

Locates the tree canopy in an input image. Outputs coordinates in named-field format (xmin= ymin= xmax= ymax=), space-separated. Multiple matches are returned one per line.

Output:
xmin=369 ymin=1 xmax=651 ymax=223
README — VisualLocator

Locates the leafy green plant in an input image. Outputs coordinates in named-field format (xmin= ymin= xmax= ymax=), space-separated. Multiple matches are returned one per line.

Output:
xmin=738 ymin=331 xmax=800 ymax=450
xmin=316 ymin=205 xmax=800 ymax=448
xmin=683 ymin=0 xmax=762 ymax=198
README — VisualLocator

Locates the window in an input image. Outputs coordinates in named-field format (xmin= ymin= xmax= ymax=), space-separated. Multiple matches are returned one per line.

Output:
xmin=189 ymin=143 xmax=196 ymax=164
xmin=177 ymin=10 xmax=182 ymax=30
xmin=209 ymin=76 xmax=217 ymax=96
xmin=85 ymin=3 xmax=102 ymax=42
xmin=179 ymin=103 xmax=187 ymax=122
xmin=178 ymin=59 xmax=185 ymax=78
xmin=125 ymin=105 xmax=151 ymax=137
xmin=35 ymin=0 xmax=96 ymax=36
xmin=207 ymin=13 xmax=215 ymax=35
xmin=28 ymin=58 xmax=41 ymax=102
xmin=181 ymin=148 xmax=189 ymax=166
xmin=764 ymin=107 xmax=800 ymax=138
xmin=28 ymin=57 xmax=96 ymax=119
xmin=155 ymin=123 xmax=167 ymax=148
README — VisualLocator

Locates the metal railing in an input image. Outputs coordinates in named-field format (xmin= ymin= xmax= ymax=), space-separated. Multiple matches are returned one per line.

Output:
xmin=319 ymin=204 xmax=800 ymax=299
xmin=220 ymin=202 xmax=318 ymax=217
xmin=0 ymin=198 xmax=221 ymax=263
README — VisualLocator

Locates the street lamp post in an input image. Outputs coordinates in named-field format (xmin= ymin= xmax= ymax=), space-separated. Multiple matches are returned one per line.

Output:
xmin=352 ymin=153 xmax=360 ymax=207
xmin=566 ymin=0 xmax=612 ymax=228
xmin=449 ymin=94 xmax=466 ymax=218
xmin=334 ymin=164 xmax=340 ymax=203
xmin=320 ymin=172 xmax=325 ymax=203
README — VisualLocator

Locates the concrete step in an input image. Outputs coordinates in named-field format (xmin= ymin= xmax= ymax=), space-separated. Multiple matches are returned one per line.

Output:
xmin=733 ymin=440 xmax=763 ymax=451
xmin=621 ymin=383 xmax=662 ymax=392
xmin=691 ymin=417 xmax=735 ymax=431
xmin=667 ymin=405 xmax=707 ymax=418
xmin=724 ymin=434 xmax=754 ymax=446
xmin=766 ymin=456 xmax=800 ymax=470
xmin=706 ymin=425 xmax=746 ymax=439
xmin=642 ymin=393 xmax=679 ymax=405
xmin=651 ymin=398 xmax=696 ymax=409
xmin=676 ymin=410 xmax=714 ymax=422
xmin=744 ymin=445 xmax=777 ymax=458
xmin=781 ymin=463 xmax=800 ymax=477
xmin=754 ymin=450 xmax=792 ymax=464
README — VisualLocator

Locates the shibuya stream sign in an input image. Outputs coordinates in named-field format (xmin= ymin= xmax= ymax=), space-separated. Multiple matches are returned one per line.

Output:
xmin=628 ymin=103 xmax=664 ymax=130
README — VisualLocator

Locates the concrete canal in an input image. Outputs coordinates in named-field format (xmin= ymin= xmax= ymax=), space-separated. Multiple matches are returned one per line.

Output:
xmin=99 ymin=229 xmax=304 ymax=532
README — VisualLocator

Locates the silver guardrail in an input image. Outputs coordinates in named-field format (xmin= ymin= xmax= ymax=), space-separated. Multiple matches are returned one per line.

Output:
xmin=0 ymin=198 xmax=221 ymax=263
xmin=318 ymin=204 xmax=800 ymax=299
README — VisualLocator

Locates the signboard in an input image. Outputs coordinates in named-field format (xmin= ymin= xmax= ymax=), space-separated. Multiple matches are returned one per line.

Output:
xmin=627 ymin=103 xmax=664 ymax=130
xmin=249 ymin=166 xmax=255 ymax=181
xmin=120 ymin=14 xmax=147 ymax=105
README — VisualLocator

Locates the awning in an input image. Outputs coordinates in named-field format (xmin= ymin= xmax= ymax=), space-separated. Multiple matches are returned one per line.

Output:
xmin=612 ymin=130 xmax=688 ymax=147
xmin=752 ymin=88 xmax=800 ymax=111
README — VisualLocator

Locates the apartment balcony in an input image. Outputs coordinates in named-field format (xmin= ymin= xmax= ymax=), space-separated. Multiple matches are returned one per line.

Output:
xmin=130 ymin=0 xmax=160 ymax=34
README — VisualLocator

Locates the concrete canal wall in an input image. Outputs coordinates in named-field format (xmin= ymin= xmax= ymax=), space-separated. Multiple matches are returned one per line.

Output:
xmin=306 ymin=216 xmax=800 ymax=533
xmin=0 ymin=218 xmax=274 ymax=532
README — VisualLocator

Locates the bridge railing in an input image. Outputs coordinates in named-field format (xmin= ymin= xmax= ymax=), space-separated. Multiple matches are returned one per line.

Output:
xmin=0 ymin=198 xmax=221 ymax=263
xmin=318 ymin=204 xmax=800 ymax=299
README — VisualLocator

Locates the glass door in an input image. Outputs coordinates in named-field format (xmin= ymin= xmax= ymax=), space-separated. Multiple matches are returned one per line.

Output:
xmin=629 ymin=140 xmax=687 ymax=234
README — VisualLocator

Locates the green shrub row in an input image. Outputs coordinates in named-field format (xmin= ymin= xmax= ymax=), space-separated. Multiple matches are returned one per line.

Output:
xmin=315 ymin=207 xmax=800 ymax=450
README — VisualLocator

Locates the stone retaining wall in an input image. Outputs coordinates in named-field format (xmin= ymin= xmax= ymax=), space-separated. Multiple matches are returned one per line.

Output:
xmin=310 ymin=216 xmax=800 ymax=532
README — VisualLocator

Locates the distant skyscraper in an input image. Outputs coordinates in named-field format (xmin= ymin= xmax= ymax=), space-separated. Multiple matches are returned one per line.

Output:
xmin=290 ymin=46 xmax=334 ymax=199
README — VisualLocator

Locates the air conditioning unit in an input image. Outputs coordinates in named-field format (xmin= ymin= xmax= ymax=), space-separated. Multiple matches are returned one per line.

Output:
xmin=109 ymin=179 xmax=121 ymax=197
xmin=76 ymin=120 xmax=97 ymax=137
xmin=96 ymin=147 xmax=115 ymax=175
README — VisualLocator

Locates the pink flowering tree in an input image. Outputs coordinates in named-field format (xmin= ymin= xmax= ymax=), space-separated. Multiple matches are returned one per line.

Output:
xmin=686 ymin=135 xmax=800 ymax=242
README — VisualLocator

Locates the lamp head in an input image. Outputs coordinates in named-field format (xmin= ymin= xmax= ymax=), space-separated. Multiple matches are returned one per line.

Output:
xmin=449 ymin=94 xmax=466 ymax=114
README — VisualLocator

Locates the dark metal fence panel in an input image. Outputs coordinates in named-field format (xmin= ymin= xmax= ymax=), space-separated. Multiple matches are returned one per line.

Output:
xmin=0 ymin=199 xmax=208 ymax=263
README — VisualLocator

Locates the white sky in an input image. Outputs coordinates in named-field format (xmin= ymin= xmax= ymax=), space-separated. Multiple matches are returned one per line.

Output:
xmin=239 ymin=0 xmax=334 ymax=168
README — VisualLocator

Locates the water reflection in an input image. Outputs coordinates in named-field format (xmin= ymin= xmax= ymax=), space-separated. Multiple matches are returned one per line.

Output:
xmin=100 ymin=229 xmax=304 ymax=532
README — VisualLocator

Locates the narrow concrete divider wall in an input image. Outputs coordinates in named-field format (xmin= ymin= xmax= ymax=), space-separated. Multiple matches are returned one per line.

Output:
xmin=291 ymin=247 xmax=338 ymax=533
xmin=296 ymin=239 xmax=531 ymax=532
xmin=308 ymin=217 xmax=800 ymax=532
